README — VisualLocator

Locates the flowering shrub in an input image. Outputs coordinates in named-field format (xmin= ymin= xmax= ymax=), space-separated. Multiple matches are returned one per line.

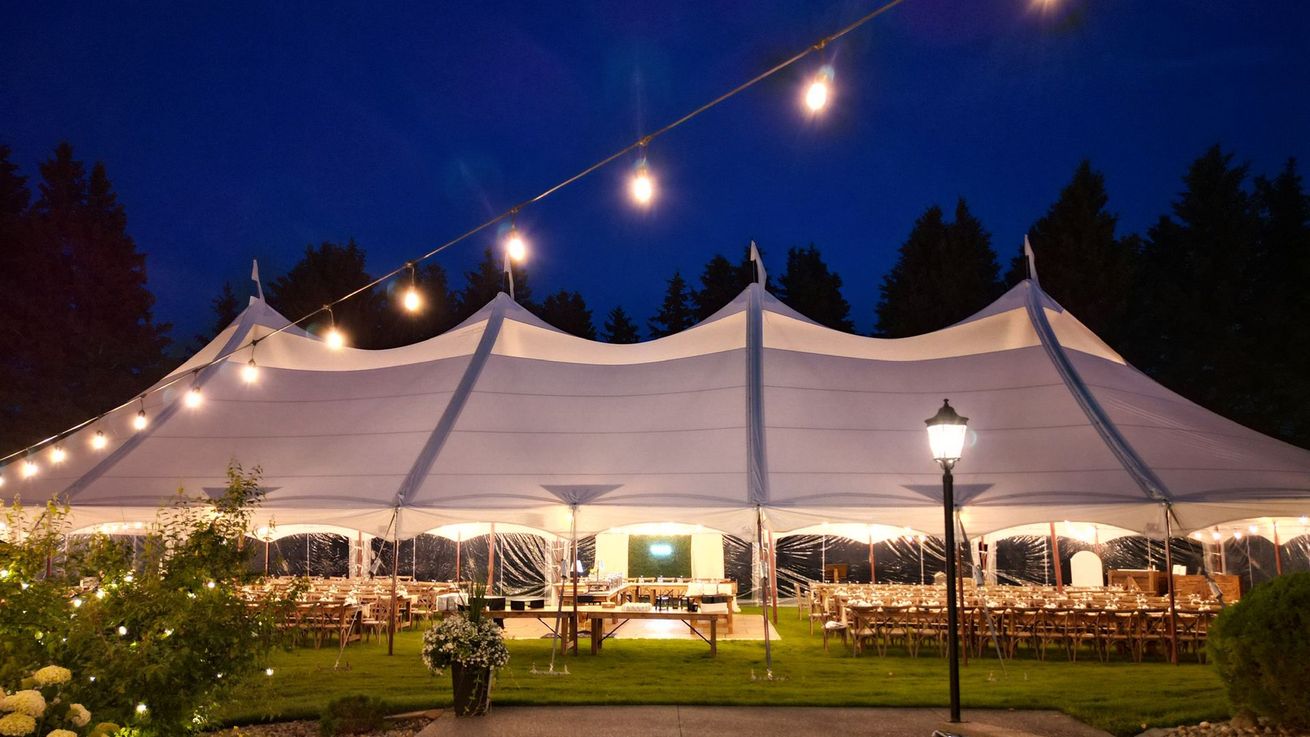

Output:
xmin=0 ymin=664 xmax=94 ymax=736
xmin=421 ymin=614 xmax=510 ymax=675
xmin=1 ymin=463 xmax=298 ymax=736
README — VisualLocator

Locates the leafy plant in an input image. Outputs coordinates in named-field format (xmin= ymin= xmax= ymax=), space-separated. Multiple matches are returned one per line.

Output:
xmin=0 ymin=462 xmax=300 ymax=735
xmin=318 ymin=695 xmax=387 ymax=736
xmin=420 ymin=583 xmax=508 ymax=675
xmin=1208 ymin=572 xmax=1310 ymax=728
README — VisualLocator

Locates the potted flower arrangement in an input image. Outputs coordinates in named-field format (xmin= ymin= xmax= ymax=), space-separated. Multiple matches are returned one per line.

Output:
xmin=420 ymin=585 xmax=509 ymax=717
xmin=0 ymin=664 xmax=113 ymax=737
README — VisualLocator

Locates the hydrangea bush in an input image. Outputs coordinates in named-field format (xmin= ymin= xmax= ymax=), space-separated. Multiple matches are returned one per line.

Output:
xmin=0 ymin=663 xmax=104 ymax=737
xmin=0 ymin=463 xmax=298 ymax=736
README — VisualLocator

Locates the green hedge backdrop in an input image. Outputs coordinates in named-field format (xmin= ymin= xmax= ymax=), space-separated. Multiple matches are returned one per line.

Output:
xmin=627 ymin=534 xmax=691 ymax=578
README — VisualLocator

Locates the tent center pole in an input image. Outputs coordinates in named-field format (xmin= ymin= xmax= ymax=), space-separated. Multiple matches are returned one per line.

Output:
xmin=756 ymin=506 xmax=773 ymax=675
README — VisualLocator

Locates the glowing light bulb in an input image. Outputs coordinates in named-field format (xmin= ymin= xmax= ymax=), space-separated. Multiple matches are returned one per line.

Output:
xmin=0 ymin=476 xmax=5 ymax=488
xmin=265 ymin=667 xmax=274 ymax=677
xmin=1248 ymin=525 xmax=1258 ymax=534
xmin=91 ymin=430 xmax=108 ymax=450
xmin=118 ymin=625 xmax=128 ymax=636
xmin=242 ymin=359 xmax=259 ymax=384
xmin=1234 ymin=531 xmax=1243 ymax=540
xmin=402 ymin=285 xmax=422 ymax=313
xmin=1211 ymin=531 xmax=1221 ymax=541
xmin=324 ymin=326 xmax=346 ymax=350
xmin=1300 ymin=515 xmax=1308 ymax=526
xmin=72 ymin=597 xmax=83 ymax=608
xmin=21 ymin=460 xmax=38 ymax=478
xmin=136 ymin=703 xmax=148 ymax=714
xmin=506 ymin=229 xmax=527 ymax=262
xmin=184 ymin=387 xmax=203 ymax=408
xmin=629 ymin=159 xmax=655 ymax=206
xmin=51 ymin=446 xmax=67 ymax=464
xmin=804 ymin=65 xmax=834 ymax=113
xmin=134 ymin=410 xmax=148 ymax=431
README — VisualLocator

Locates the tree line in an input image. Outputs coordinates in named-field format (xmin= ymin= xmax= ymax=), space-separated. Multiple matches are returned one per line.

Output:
xmin=1 ymin=142 xmax=1307 ymax=456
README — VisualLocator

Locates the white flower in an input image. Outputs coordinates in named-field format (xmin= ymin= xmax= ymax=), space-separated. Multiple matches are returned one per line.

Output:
xmin=31 ymin=666 xmax=71 ymax=687
xmin=47 ymin=730 xmax=78 ymax=737
xmin=66 ymin=704 xmax=90 ymax=727
xmin=0 ymin=712 xmax=35 ymax=736
xmin=0 ymin=690 xmax=45 ymax=718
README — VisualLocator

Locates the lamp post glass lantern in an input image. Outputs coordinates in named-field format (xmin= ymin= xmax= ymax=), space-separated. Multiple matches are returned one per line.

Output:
xmin=925 ymin=399 xmax=968 ymax=723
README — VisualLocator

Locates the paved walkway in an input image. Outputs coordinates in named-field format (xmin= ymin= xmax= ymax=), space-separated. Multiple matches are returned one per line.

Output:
xmin=415 ymin=705 xmax=1114 ymax=737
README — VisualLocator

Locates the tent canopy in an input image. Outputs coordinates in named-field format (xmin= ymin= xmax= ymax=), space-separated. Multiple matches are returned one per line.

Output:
xmin=13 ymin=280 xmax=1310 ymax=538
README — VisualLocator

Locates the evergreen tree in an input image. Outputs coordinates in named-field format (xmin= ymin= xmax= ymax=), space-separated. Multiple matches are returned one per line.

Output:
xmin=648 ymin=271 xmax=695 ymax=338
xmin=876 ymin=199 xmax=1002 ymax=337
xmin=454 ymin=248 xmax=532 ymax=322
xmin=692 ymin=247 xmax=757 ymax=321
xmin=191 ymin=282 xmax=241 ymax=351
xmin=1126 ymin=146 xmax=1264 ymax=428
xmin=775 ymin=244 xmax=854 ymax=332
xmin=536 ymin=290 xmax=596 ymax=340
xmin=0 ymin=143 xmax=170 ymax=455
xmin=1250 ymin=159 xmax=1310 ymax=445
xmin=602 ymin=306 xmax=640 ymax=343
xmin=267 ymin=239 xmax=385 ymax=349
xmin=1003 ymin=161 xmax=1135 ymax=345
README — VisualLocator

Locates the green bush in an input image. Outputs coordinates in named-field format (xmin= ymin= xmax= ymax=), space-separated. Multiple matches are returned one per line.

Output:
xmin=319 ymin=695 xmax=388 ymax=736
xmin=1208 ymin=571 xmax=1310 ymax=728
xmin=0 ymin=462 xmax=301 ymax=736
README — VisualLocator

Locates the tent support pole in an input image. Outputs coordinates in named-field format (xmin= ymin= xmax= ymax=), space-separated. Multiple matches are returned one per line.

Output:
xmin=388 ymin=513 xmax=399 ymax=657
xmin=569 ymin=509 xmax=579 ymax=656
xmin=768 ymin=528 xmax=779 ymax=624
xmin=455 ymin=534 xmax=462 ymax=582
xmin=1049 ymin=522 xmax=1064 ymax=593
xmin=1162 ymin=505 xmax=1179 ymax=665
xmin=956 ymin=509 xmax=968 ymax=668
xmin=1273 ymin=522 xmax=1282 ymax=576
xmin=756 ymin=507 xmax=773 ymax=675
xmin=264 ymin=538 xmax=269 ymax=576
xmin=820 ymin=534 xmax=826 ymax=582
xmin=868 ymin=537 xmax=876 ymax=584
xmin=486 ymin=522 xmax=496 ymax=593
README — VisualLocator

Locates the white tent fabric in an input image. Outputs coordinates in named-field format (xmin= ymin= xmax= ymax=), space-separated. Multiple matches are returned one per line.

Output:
xmin=11 ymin=281 xmax=1310 ymax=539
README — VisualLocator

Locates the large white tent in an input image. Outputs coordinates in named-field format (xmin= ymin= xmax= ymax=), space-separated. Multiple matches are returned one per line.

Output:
xmin=12 ymin=276 xmax=1310 ymax=541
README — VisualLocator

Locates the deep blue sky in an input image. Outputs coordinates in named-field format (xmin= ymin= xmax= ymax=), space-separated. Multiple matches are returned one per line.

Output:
xmin=3 ymin=1 xmax=1308 ymax=341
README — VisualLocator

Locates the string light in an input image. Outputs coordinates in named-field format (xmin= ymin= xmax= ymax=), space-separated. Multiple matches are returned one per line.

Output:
xmin=242 ymin=342 xmax=259 ymax=384
xmin=0 ymin=0 xmax=912 ymax=467
xmin=505 ymin=226 xmax=528 ymax=263
xmin=401 ymin=263 xmax=422 ymax=313
xmin=133 ymin=397 xmax=148 ymax=431
xmin=50 ymin=446 xmax=67 ymax=464
xmin=22 ymin=458 xmax=38 ymax=478
xmin=1211 ymin=530 xmax=1221 ymax=541
xmin=322 ymin=307 xmax=346 ymax=350
xmin=91 ymin=430 xmax=108 ymax=450
xmin=184 ymin=373 xmax=203 ymax=408
xmin=629 ymin=145 xmax=655 ymax=206
xmin=804 ymin=65 xmax=835 ymax=113
xmin=1248 ymin=524 xmax=1258 ymax=534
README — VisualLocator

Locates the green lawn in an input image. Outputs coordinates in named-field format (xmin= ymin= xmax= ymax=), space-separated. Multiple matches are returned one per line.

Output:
xmin=221 ymin=607 xmax=1229 ymax=736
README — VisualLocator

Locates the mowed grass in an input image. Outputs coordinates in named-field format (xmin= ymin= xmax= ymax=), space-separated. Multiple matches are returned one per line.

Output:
xmin=220 ymin=607 xmax=1228 ymax=736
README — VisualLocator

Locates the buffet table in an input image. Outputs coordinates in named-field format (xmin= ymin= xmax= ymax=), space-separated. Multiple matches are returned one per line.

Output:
xmin=487 ymin=605 xmax=731 ymax=657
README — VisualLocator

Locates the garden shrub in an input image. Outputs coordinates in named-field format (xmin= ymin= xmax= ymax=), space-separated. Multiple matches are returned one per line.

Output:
xmin=1208 ymin=571 xmax=1310 ymax=728
xmin=0 ymin=462 xmax=300 ymax=736
xmin=319 ymin=695 xmax=388 ymax=736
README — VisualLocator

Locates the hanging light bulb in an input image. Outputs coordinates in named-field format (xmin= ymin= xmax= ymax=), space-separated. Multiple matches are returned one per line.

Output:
xmin=242 ymin=359 xmax=259 ymax=384
xmin=505 ymin=227 xmax=527 ymax=263
xmin=1234 ymin=530 xmax=1243 ymax=540
xmin=50 ymin=446 xmax=67 ymax=464
xmin=804 ymin=65 xmax=834 ymax=113
xmin=1248 ymin=524 xmax=1258 ymax=534
xmin=184 ymin=373 xmax=203 ymax=408
xmin=134 ymin=408 xmax=148 ymax=431
xmin=21 ymin=459 xmax=38 ymax=478
xmin=91 ymin=430 xmax=108 ymax=450
xmin=322 ymin=306 xmax=346 ymax=350
xmin=401 ymin=263 xmax=422 ymax=313
xmin=629 ymin=149 xmax=655 ymax=206
xmin=1210 ymin=530 xmax=1221 ymax=541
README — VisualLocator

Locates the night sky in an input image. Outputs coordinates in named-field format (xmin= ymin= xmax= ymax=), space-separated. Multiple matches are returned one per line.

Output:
xmin=3 ymin=1 xmax=1308 ymax=341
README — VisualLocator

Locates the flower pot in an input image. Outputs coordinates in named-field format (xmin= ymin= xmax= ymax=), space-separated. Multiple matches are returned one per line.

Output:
xmin=450 ymin=662 xmax=492 ymax=716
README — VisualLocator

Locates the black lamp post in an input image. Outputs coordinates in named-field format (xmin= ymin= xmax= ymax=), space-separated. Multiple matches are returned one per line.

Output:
xmin=925 ymin=398 xmax=968 ymax=723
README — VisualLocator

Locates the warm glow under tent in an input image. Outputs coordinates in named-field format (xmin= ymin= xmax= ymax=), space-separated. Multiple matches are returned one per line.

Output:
xmin=12 ymin=277 xmax=1310 ymax=540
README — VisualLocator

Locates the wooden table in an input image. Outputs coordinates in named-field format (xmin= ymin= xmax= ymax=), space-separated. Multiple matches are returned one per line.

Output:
xmin=1108 ymin=569 xmax=1167 ymax=595
xmin=487 ymin=606 xmax=730 ymax=657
